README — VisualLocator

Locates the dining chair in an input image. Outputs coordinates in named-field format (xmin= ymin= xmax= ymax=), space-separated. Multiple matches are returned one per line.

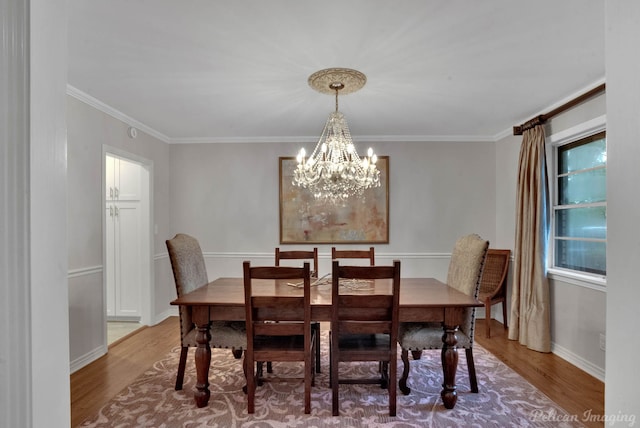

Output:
xmin=166 ymin=233 xmax=247 ymax=391
xmin=243 ymin=261 xmax=317 ymax=414
xmin=331 ymin=246 xmax=375 ymax=265
xmin=478 ymin=249 xmax=511 ymax=338
xmin=275 ymin=247 xmax=319 ymax=277
xmin=330 ymin=260 xmax=401 ymax=417
xmin=397 ymin=233 xmax=488 ymax=396
xmin=274 ymin=247 xmax=321 ymax=373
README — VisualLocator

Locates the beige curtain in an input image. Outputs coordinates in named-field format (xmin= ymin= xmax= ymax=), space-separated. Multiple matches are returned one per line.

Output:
xmin=508 ymin=125 xmax=551 ymax=353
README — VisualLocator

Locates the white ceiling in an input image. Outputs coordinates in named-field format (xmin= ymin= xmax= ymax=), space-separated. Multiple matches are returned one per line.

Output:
xmin=68 ymin=0 xmax=605 ymax=144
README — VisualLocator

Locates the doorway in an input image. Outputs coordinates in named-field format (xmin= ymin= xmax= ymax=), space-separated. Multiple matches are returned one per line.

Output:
xmin=103 ymin=148 xmax=153 ymax=346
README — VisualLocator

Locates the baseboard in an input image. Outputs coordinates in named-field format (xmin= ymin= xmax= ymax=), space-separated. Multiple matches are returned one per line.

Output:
xmin=551 ymin=342 xmax=605 ymax=382
xmin=70 ymin=344 xmax=107 ymax=374
xmin=107 ymin=315 xmax=141 ymax=322
xmin=153 ymin=307 xmax=178 ymax=325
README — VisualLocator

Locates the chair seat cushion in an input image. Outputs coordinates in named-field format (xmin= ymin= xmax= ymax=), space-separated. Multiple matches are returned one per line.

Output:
xmin=183 ymin=321 xmax=247 ymax=349
xmin=398 ymin=322 xmax=471 ymax=350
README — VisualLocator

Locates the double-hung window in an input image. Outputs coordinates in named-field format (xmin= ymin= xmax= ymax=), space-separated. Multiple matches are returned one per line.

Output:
xmin=549 ymin=118 xmax=606 ymax=280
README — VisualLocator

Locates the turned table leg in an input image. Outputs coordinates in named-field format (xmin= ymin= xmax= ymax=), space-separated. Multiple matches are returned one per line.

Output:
xmin=440 ymin=325 xmax=459 ymax=409
xmin=193 ymin=307 xmax=211 ymax=408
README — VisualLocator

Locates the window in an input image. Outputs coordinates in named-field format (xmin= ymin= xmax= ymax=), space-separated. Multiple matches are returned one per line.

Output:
xmin=550 ymin=128 xmax=606 ymax=277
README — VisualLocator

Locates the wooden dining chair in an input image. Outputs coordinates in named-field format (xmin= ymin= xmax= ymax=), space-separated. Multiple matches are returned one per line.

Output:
xmin=397 ymin=234 xmax=488 ymax=396
xmin=274 ymin=247 xmax=321 ymax=373
xmin=330 ymin=260 xmax=401 ymax=416
xmin=275 ymin=247 xmax=319 ymax=277
xmin=166 ymin=233 xmax=246 ymax=390
xmin=478 ymin=249 xmax=511 ymax=338
xmin=331 ymin=246 xmax=375 ymax=265
xmin=243 ymin=261 xmax=317 ymax=414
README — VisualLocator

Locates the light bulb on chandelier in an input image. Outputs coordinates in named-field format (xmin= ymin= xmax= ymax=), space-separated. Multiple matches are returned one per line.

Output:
xmin=293 ymin=68 xmax=380 ymax=202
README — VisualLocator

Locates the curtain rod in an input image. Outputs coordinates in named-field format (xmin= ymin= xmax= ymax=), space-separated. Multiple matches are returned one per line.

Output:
xmin=512 ymin=83 xmax=606 ymax=136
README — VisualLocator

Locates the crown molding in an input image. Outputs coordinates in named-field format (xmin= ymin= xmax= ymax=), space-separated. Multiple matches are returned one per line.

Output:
xmin=68 ymin=80 xmax=606 ymax=145
xmin=66 ymin=85 xmax=171 ymax=144
xmin=493 ymin=77 xmax=606 ymax=141
xmin=170 ymin=134 xmax=495 ymax=145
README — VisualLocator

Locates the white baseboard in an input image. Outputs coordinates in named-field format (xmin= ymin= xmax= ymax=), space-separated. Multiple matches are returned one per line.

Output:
xmin=551 ymin=342 xmax=605 ymax=382
xmin=153 ymin=307 xmax=178 ymax=325
xmin=70 ymin=345 xmax=107 ymax=374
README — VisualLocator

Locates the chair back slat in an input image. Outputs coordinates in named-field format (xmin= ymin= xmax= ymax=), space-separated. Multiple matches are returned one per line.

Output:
xmin=338 ymin=320 xmax=393 ymax=335
xmin=275 ymin=247 xmax=319 ymax=277
xmin=254 ymin=322 xmax=304 ymax=336
xmin=331 ymin=247 xmax=375 ymax=266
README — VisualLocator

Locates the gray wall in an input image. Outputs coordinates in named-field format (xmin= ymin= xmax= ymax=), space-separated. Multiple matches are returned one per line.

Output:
xmin=605 ymin=1 xmax=640 ymax=418
xmin=68 ymin=90 xmax=607 ymax=382
xmin=67 ymin=95 xmax=172 ymax=368
xmin=168 ymin=140 xmax=496 ymax=278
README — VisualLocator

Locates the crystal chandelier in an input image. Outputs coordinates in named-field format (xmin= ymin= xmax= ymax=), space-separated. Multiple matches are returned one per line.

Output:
xmin=293 ymin=68 xmax=380 ymax=202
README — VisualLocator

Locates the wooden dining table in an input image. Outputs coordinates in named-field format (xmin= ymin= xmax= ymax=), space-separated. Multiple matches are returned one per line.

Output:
xmin=171 ymin=276 xmax=482 ymax=410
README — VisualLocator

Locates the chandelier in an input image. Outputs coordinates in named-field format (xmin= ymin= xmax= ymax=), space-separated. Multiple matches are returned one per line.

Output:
xmin=293 ymin=68 xmax=380 ymax=202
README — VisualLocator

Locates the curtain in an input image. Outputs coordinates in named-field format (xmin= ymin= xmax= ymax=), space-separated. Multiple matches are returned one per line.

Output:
xmin=508 ymin=125 xmax=551 ymax=353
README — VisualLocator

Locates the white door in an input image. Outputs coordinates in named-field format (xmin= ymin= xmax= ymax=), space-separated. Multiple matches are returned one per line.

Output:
xmin=113 ymin=201 xmax=142 ymax=317
xmin=105 ymin=154 xmax=146 ymax=320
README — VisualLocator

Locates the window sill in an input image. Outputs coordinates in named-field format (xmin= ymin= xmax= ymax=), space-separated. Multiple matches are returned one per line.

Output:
xmin=547 ymin=267 xmax=606 ymax=292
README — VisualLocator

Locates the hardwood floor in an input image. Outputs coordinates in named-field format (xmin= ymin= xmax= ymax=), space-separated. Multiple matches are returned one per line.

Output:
xmin=70 ymin=318 xmax=177 ymax=427
xmin=71 ymin=316 xmax=604 ymax=427
xmin=475 ymin=319 xmax=604 ymax=428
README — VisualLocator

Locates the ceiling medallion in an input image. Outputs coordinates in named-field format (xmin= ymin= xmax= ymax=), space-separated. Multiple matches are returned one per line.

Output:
xmin=307 ymin=68 xmax=367 ymax=95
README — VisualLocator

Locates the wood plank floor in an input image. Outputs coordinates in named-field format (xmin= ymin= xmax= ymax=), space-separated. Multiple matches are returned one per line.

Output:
xmin=475 ymin=319 xmax=604 ymax=428
xmin=71 ymin=317 xmax=604 ymax=427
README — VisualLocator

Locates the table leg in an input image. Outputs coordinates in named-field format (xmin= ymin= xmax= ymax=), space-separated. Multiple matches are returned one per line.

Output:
xmin=193 ymin=307 xmax=211 ymax=408
xmin=440 ymin=325 xmax=459 ymax=409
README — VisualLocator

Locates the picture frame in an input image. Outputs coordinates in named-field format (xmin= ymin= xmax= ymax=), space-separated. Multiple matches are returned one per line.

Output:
xmin=279 ymin=156 xmax=389 ymax=244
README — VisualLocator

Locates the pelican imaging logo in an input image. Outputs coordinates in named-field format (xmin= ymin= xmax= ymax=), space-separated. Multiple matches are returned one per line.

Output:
xmin=530 ymin=409 xmax=636 ymax=426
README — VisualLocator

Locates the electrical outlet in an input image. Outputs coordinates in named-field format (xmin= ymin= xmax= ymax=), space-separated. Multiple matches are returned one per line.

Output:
xmin=599 ymin=333 xmax=606 ymax=351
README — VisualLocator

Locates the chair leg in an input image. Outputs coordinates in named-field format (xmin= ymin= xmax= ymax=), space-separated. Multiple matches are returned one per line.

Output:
xmin=246 ymin=354 xmax=255 ymax=414
xmin=399 ymin=349 xmax=411 ymax=395
xmin=466 ymin=347 xmax=479 ymax=393
xmin=232 ymin=347 xmax=243 ymax=359
xmin=502 ymin=300 xmax=508 ymax=329
xmin=330 ymin=332 xmax=339 ymax=416
xmin=328 ymin=333 xmax=332 ymax=388
xmin=411 ymin=350 xmax=422 ymax=360
xmin=485 ymin=299 xmax=492 ymax=338
xmin=175 ymin=346 xmax=189 ymax=390
xmin=256 ymin=362 xmax=264 ymax=386
xmin=313 ymin=322 xmax=321 ymax=373
xmin=310 ymin=329 xmax=317 ymax=387
xmin=389 ymin=355 xmax=397 ymax=417
xmin=242 ymin=354 xmax=248 ymax=394
xmin=380 ymin=361 xmax=389 ymax=389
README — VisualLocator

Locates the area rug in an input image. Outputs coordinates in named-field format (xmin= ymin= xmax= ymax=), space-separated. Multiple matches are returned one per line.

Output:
xmin=78 ymin=332 xmax=584 ymax=428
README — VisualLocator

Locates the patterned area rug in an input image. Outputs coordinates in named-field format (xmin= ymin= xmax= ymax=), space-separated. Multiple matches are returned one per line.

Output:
xmin=78 ymin=332 xmax=584 ymax=427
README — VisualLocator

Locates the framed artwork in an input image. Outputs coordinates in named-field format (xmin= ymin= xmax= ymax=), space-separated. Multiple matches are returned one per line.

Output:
xmin=279 ymin=156 xmax=389 ymax=244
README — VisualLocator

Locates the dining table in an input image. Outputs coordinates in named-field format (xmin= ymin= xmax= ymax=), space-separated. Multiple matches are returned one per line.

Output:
xmin=171 ymin=276 xmax=482 ymax=410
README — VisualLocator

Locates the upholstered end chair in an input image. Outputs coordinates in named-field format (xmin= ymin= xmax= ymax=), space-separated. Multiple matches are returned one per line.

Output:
xmin=166 ymin=233 xmax=247 ymax=390
xmin=397 ymin=233 xmax=489 ymax=395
